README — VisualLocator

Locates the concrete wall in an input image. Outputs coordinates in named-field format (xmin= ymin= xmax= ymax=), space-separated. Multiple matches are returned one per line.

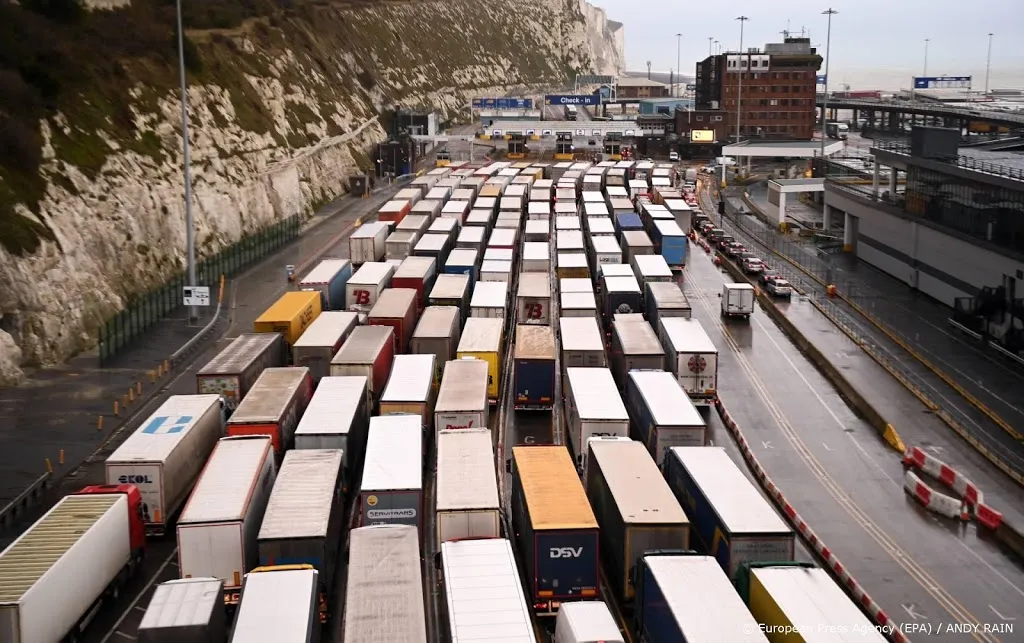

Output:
xmin=826 ymin=187 xmax=1024 ymax=307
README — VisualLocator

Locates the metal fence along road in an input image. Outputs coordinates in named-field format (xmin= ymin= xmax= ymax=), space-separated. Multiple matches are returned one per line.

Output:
xmin=98 ymin=214 xmax=301 ymax=364
xmin=703 ymin=186 xmax=1024 ymax=482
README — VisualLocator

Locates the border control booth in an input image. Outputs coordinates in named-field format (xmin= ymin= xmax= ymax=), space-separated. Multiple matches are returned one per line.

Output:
xmin=556 ymin=132 xmax=574 ymax=161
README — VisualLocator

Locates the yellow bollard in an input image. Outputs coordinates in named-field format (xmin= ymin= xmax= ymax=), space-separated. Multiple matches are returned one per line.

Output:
xmin=164 ymin=359 xmax=170 ymax=373
xmin=128 ymin=388 xmax=135 ymax=403
xmin=136 ymin=381 xmax=142 ymax=395
xmin=45 ymin=458 xmax=53 ymax=474
xmin=97 ymin=415 xmax=104 ymax=432
xmin=122 ymin=393 xmax=129 ymax=407
xmin=59 ymin=449 xmax=64 ymax=465
xmin=149 ymin=370 xmax=156 ymax=383
xmin=113 ymin=400 xmax=120 ymax=416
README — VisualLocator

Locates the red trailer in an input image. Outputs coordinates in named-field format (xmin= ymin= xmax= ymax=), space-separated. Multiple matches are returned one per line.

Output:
xmin=368 ymin=288 xmax=419 ymax=354
xmin=392 ymin=256 xmax=438 ymax=312
xmin=378 ymin=199 xmax=412 ymax=225
xmin=330 ymin=325 xmax=396 ymax=404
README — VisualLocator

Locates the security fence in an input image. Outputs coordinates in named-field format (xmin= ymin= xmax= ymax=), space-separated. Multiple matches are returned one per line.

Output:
xmin=98 ymin=215 xmax=301 ymax=364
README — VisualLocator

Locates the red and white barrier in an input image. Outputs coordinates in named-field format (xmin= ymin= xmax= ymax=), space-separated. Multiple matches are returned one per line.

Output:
xmin=902 ymin=446 xmax=1004 ymax=529
xmin=903 ymin=470 xmax=966 ymax=520
xmin=715 ymin=399 xmax=909 ymax=643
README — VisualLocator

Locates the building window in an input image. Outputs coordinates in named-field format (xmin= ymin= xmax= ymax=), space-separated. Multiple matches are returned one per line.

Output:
xmin=696 ymin=115 xmax=704 ymax=121
xmin=713 ymin=115 xmax=723 ymax=121
xmin=770 ymin=99 xmax=779 ymax=106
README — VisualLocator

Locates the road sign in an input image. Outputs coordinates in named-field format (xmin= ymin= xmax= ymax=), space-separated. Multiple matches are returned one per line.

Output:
xmin=914 ymin=76 xmax=971 ymax=89
xmin=545 ymin=94 xmax=601 ymax=106
xmin=686 ymin=83 xmax=697 ymax=91
xmin=183 ymin=286 xmax=211 ymax=307
xmin=575 ymin=129 xmax=586 ymax=136
xmin=816 ymin=74 xmax=828 ymax=85
xmin=526 ymin=129 xmax=536 ymax=135
xmin=542 ymin=129 xmax=553 ymax=136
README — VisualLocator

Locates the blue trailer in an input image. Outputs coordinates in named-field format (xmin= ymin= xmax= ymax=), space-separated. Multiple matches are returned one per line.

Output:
xmin=444 ymin=248 xmax=480 ymax=289
xmin=634 ymin=553 xmax=768 ymax=642
xmin=651 ymin=220 xmax=687 ymax=269
xmin=299 ymin=259 xmax=352 ymax=310
xmin=513 ymin=325 xmax=556 ymax=410
xmin=664 ymin=447 xmax=795 ymax=579
xmin=614 ymin=212 xmax=644 ymax=241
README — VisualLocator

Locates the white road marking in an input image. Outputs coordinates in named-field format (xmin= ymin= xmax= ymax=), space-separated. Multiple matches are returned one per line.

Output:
xmin=100 ymin=548 xmax=178 ymax=643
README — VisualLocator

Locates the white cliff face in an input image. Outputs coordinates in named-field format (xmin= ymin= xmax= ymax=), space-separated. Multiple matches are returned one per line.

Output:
xmin=0 ymin=0 xmax=620 ymax=383
xmin=575 ymin=0 xmax=625 ymax=76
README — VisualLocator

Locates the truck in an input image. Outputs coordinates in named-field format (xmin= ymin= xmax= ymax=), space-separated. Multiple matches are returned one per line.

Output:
xmin=137 ymin=578 xmax=227 ymax=643
xmin=565 ymin=367 xmax=630 ymax=469
xmin=257 ymin=449 xmax=344 ymax=623
xmin=456 ymin=317 xmax=504 ymax=402
xmin=392 ymin=255 xmax=437 ymax=312
xmin=359 ymin=415 xmax=423 ymax=530
xmin=470 ymin=280 xmax=508 ymax=318
xmin=555 ymin=215 xmax=581 ymax=232
xmin=662 ymin=199 xmax=692 ymax=232
xmin=487 ymin=227 xmax=518 ymax=250
xmin=614 ymin=212 xmax=644 ymax=239
xmin=610 ymin=314 xmax=665 ymax=389
xmin=441 ymin=199 xmax=470 ymax=224
xmin=329 ymin=325 xmax=396 ymax=405
xmin=644 ymin=282 xmax=691 ymax=332
xmin=556 ymin=230 xmax=585 ymax=254
xmin=0 ymin=484 xmax=146 ymax=643
xmin=826 ymin=121 xmax=849 ymax=140
xmin=735 ymin=563 xmax=889 ymax=643
xmin=557 ymin=253 xmax=590 ymax=280
xmin=586 ymin=439 xmax=688 ymax=603
xmin=467 ymin=208 xmax=495 ymax=231
xmin=385 ymin=230 xmax=420 ymax=261
xmin=525 ymin=220 xmax=549 ymax=243
xmin=379 ymin=353 xmax=437 ymax=430
xmin=394 ymin=188 xmax=422 ymax=206
xmin=633 ymin=554 xmax=768 ymax=643
xmin=514 ymin=324 xmax=556 ymax=410
xmin=197 ymin=333 xmax=285 ymax=412
xmin=293 ymin=375 xmax=368 ymax=490
xmin=367 ymin=287 xmax=419 ymax=353
xmin=413 ymin=233 xmax=452 ymax=272
xmin=527 ymin=202 xmax=551 ymax=221
xmin=226 ymin=367 xmax=313 ymax=454
xmin=561 ymin=277 xmax=593 ymax=294
xmin=343 ymin=526 xmax=427 ymax=643
xmin=231 ymin=567 xmax=320 ymax=642
xmin=589 ymin=234 xmax=622 ymax=267
xmin=722 ymin=282 xmax=755 ymax=319
xmin=650 ymin=220 xmax=688 ymax=269
xmin=396 ymin=213 xmax=430 ymax=237
xmin=658 ymin=317 xmax=719 ymax=404
xmin=428 ymin=216 xmax=460 ymax=245
xmin=602 ymin=275 xmax=642 ymax=320
xmin=665 ymin=447 xmax=795 ymax=578
xmin=429 ymin=273 xmax=472 ymax=322
xmin=299 ymin=258 xmax=352 ymax=311
xmin=627 ymin=370 xmax=706 ymax=465
xmin=291 ymin=311 xmax=359 ymax=383
xmin=523 ymin=241 xmax=550 ymax=272
xmin=684 ymin=168 xmax=698 ymax=183
xmin=440 ymin=539 xmax=535 ymax=642
xmin=254 ymin=291 xmax=322 ymax=346
xmin=456 ymin=226 xmax=486 ymax=252
xmin=435 ymin=357 xmax=489 ymax=431
xmin=177 ymin=436 xmax=277 ymax=607
xmin=444 ymin=248 xmax=480 ymax=286
xmin=349 ymin=221 xmax=390 ymax=264
xmin=517 ymin=272 xmax=552 ymax=324
xmin=410 ymin=306 xmax=461 ymax=376
xmin=554 ymin=601 xmax=624 ymax=643
xmin=412 ymin=198 xmax=443 ymax=220
xmin=559 ymin=317 xmax=607 ymax=371
xmin=378 ymin=199 xmax=412 ymax=225
xmin=435 ymin=429 xmax=500 ymax=543
xmin=105 ymin=394 xmax=225 ymax=534
xmin=511 ymin=446 xmax=600 ymax=616
xmin=630 ymin=253 xmax=673 ymax=291
xmin=346 ymin=261 xmax=395 ymax=313
xmin=621 ymin=230 xmax=655 ymax=264
xmin=481 ymin=259 xmax=513 ymax=282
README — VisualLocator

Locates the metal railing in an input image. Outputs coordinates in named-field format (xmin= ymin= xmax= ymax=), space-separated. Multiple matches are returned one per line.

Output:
xmin=813 ymin=97 xmax=1024 ymax=127
xmin=872 ymin=140 xmax=1024 ymax=180
xmin=98 ymin=215 xmax=300 ymax=364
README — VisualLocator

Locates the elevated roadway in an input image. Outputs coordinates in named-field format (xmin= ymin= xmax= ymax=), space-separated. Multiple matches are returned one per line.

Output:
xmin=684 ymin=225 xmax=1024 ymax=640
xmin=815 ymin=98 xmax=1024 ymax=129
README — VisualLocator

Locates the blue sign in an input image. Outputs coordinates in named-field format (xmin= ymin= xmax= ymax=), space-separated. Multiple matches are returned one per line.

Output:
xmin=474 ymin=97 xmax=534 ymax=110
xmin=686 ymin=83 xmax=697 ymax=91
xmin=471 ymin=98 xmax=483 ymax=109
xmin=816 ymin=75 xmax=828 ymax=85
xmin=141 ymin=415 xmax=193 ymax=435
xmin=545 ymin=94 xmax=601 ymax=106
xmin=913 ymin=76 xmax=971 ymax=89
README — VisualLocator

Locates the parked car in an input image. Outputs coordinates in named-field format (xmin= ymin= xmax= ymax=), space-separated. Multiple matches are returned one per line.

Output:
xmin=764 ymin=275 xmax=792 ymax=298
xmin=669 ymin=151 xmax=680 ymax=162
xmin=742 ymin=256 xmax=765 ymax=274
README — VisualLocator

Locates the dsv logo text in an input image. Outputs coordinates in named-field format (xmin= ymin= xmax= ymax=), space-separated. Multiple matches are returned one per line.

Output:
xmin=549 ymin=547 xmax=583 ymax=558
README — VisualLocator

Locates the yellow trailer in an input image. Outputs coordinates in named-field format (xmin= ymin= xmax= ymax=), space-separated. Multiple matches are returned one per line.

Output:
xmin=456 ymin=317 xmax=504 ymax=403
xmin=254 ymin=291 xmax=322 ymax=345
xmin=737 ymin=562 xmax=888 ymax=643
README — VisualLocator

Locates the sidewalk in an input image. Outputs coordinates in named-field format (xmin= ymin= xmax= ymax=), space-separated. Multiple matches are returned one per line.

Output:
xmin=0 ymin=184 xmax=402 ymax=509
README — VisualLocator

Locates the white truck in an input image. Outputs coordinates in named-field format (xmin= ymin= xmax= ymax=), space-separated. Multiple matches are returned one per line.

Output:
xmin=565 ymin=367 xmax=630 ymax=470
xmin=138 ymin=578 xmax=227 ymax=643
xmin=105 ymin=394 xmax=225 ymax=534
xmin=230 ymin=568 xmax=319 ymax=643
xmin=434 ymin=357 xmax=489 ymax=431
xmin=349 ymin=221 xmax=390 ymax=264
xmin=176 ymin=435 xmax=277 ymax=607
xmin=721 ymin=282 xmax=755 ymax=319
xmin=435 ymin=429 xmax=500 ymax=543
xmin=658 ymin=317 xmax=719 ymax=405
xmin=554 ymin=601 xmax=625 ymax=643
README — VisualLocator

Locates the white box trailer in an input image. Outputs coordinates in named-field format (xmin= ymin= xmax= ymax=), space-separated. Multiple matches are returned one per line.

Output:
xmin=230 ymin=568 xmax=318 ymax=643
xmin=583 ymin=201 xmax=610 ymax=217
xmin=0 ymin=488 xmax=144 ymax=643
xmin=395 ymin=188 xmax=422 ymax=206
xmin=441 ymin=200 xmax=471 ymax=225
xmin=451 ymin=188 xmax=475 ymax=202
xmin=440 ymin=539 xmax=535 ymax=642
xmin=197 ymin=333 xmax=285 ymax=412
xmin=176 ymin=436 xmax=277 ymax=603
xmin=560 ymin=277 xmax=593 ymax=294
xmin=554 ymin=601 xmax=624 ymax=643
xmin=346 ymin=262 xmax=395 ymax=312
xmin=293 ymin=375 xmax=368 ymax=489
xmin=470 ymin=280 xmax=508 ymax=318
xmin=559 ymin=317 xmax=606 ymax=369
xmin=631 ymin=253 xmax=673 ymax=288
xmin=610 ymin=315 xmax=665 ymax=388
xmin=484 ymin=247 xmax=513 ymax=263
xmin=379 ymin=354 xmax=437 ymax=430
xmin=555 ymin=215 xmax=581 ymax=231
xmin=343 ymin=526 xmax=426 ymax=643
xmin=517 ymin=272 xmax=552 ymax=324
xmin=487 ymin=227 xmax=518 ymax=250
xmin=105 ymin=394 xmax=225 ymax=533
xmin=429 ymin=217 xmax=460 ymax=243
xmin=291 ymin=311 xmax=359 ymax=382
xmin=466 ymin=209 xmax=494 ymax=230
xmin=456 ymin=225 xmax=486 ymax=251
xmin=722 ymin=282 xmax=755 ymax=319
xmin=495 ymin=210 xmax=522 ymax=230
xmin=500 ymin=196 xmax=524 ymax=213
xmin=626 ymin=370 xmax=706 ymax=466
xmin=556 ymin=229 xmax=585 ymax=253
xmin=434 ymin=358 xmax=489 ymax=431
xmin=396 ymin=214 xmax=430 ymax=236
xmin=527 ymin=201 xmax=551 ymax=220
xmin=659 ymin=317 xmax=719 ymax=404
xmin=561 ymin=291 xmax=597 ymax=319
xmin=138 ymin=578 xmax=227 ymax=643
xmin=436 ymin=429 xmax=500 ymax=543
xmin=590 ymin=234 xmax=622 ymax=265
xmin=525 ymin=219 xmax=549 ymax=242
xmin=645 ymin=281 xmax=691 ymax=332
xmin=554 ymin=201 xmax=578 ymax=217
xmin=474 ymin=196 xmax=497 ymax=212
xmin=565 ymin=367 xmax=630 ymax=468
xmin=480 ymin=259 xmax=513 ymax=282
xmin=427 ymin=186 xmax=452 ymax=202
xmin=412 ymin=199 xmax=443 ymax=220
xmin=349 ymin=222 xmax=390 ymax=264
xmin=359 ymin=415 xmax=423 ymax=530
xmin=522 ymin=242 xmax=550 ymax=272
xmin=386 ymin=230 xmax=421 ymax=261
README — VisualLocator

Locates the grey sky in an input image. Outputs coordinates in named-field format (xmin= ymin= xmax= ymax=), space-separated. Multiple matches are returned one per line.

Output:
xmin=593 ymin=0 xmax=1023 ymax=89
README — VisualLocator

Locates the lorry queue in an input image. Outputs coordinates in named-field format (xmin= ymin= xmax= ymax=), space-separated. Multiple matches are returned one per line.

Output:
xmin=0 ymin=159 xmax=887 ymax=643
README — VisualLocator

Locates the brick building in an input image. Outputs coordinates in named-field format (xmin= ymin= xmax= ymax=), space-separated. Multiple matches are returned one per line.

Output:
xmin=616 ymin=76 xmax=671 ymax=99
xmin=695 ymin=37 xmax=822 ymax=141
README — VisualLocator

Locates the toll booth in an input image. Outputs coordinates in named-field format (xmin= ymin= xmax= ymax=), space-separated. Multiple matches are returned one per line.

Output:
xmin=604 ymin=132 xmax=623 ymax=161
xmin=555 ymin=132 xmax=574 ymax=161
xmin=435 ymin=148 xmax=452 ymax=167
xmin=507 ymin=134 xmax=526 ymax=159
